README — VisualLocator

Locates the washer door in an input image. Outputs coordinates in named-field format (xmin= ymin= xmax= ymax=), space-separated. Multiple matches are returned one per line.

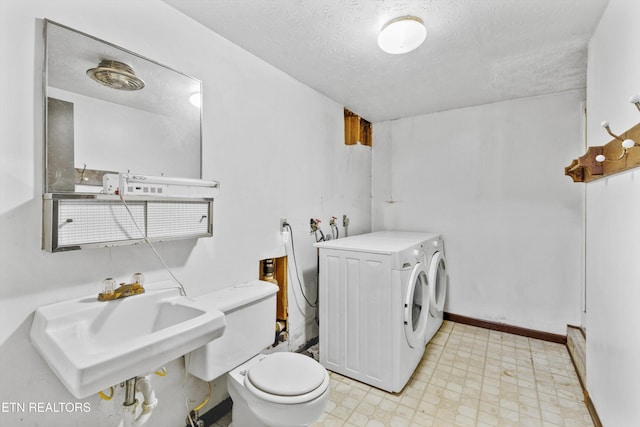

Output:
xmin=428 ymin=252 xmax=447 ymax=315
xmin=404 ymin=263 xmax=429 ymax=348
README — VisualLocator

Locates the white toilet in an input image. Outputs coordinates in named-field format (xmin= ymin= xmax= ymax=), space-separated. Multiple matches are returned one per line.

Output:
xmin=187 ymin=280 xmax=329 ymax=427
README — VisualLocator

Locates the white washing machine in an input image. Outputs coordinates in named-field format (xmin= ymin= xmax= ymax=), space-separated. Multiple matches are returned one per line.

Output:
xmin=315 ymin=231 xmax=448 ymax=393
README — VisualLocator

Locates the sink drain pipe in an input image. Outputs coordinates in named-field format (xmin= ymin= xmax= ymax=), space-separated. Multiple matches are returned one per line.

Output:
xmin=118 ymin=375 xmax=158 ymax=427
xmin=124 ymin=378 xmax=136 ymax=406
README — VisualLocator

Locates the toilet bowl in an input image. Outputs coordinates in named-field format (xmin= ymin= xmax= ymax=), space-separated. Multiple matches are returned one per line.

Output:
xmin=227 ymin=352 xmax=329 ymax=427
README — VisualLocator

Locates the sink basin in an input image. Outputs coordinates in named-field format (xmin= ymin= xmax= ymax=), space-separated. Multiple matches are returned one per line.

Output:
xmin=30 ymin=285 xmax=225 ymax=398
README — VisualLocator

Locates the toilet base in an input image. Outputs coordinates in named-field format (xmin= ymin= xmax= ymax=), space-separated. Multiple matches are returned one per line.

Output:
xmin=229 ymin=391 xmax=268 ymax=427
xmin=228 ymin=385 xmax=328 ymax=427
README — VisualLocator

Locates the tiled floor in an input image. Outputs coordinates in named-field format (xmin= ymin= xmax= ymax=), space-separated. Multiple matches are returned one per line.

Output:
xmin=213 ymin=321 xmax=593 ymax=427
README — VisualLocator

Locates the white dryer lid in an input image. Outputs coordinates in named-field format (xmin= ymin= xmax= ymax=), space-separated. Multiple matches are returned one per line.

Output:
xmin=247 ymin=353 xmax=326 ymax=396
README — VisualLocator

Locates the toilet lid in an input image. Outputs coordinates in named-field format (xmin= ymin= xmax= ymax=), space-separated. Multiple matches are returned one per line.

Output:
xmin=247 ymin=353 xmax=326 ymax=396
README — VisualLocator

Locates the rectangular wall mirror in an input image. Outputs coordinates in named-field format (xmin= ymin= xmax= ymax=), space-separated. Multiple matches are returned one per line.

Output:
xmin=44 ymin=20 xmax=203 ymax=193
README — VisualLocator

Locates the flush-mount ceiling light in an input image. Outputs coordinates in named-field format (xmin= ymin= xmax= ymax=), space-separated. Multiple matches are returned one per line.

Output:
xmin=378 ymin=16 xmax=426 ymax=54
xmin=86 ymin=60 xmax=145 ymax=91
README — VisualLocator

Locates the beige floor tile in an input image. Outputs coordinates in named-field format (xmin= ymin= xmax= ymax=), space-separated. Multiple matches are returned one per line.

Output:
xmin=348 ymin=411 xmax=370 ymax=426
xmin=357 ymin=402 xmax=377 ymax=416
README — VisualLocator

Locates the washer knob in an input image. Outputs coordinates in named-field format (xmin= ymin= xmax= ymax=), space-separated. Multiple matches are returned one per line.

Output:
xmin=413 ymin=249 xmax=423 ymax=258
xmin=433 ymin=240 xmax=439 ymax=247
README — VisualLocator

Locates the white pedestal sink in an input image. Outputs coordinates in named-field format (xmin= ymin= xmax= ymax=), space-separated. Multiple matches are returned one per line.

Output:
xmin=30 ymin=283 xmax=225 ymax=399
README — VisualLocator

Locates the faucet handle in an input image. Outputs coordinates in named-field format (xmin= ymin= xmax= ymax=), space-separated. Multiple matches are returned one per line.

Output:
xmin=131 ymin=272 xmax=145 ymax=285
xmin=102 ymin=278 xmax=116 ymax=295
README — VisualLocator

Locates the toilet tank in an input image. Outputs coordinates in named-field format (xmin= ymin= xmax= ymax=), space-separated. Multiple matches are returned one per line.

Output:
xmin=186 ymin=280 xmax=278 ymax=381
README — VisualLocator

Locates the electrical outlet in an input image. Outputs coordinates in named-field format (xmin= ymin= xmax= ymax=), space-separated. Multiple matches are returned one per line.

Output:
xmin=280 ymin=218 xmax=288 ymax=232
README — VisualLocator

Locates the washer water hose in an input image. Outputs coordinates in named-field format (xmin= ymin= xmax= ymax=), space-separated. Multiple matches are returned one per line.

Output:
xmin=117 ymin=375 xmax=158 ymax=427
xmin=342 ymin=214 xmax=350 ymax=237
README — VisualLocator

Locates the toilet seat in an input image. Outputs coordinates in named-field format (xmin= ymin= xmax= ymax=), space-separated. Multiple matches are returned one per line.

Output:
xmin=244 ymin=353 xmax=329 ymax=405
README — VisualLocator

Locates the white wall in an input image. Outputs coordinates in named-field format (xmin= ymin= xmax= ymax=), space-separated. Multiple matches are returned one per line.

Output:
xmin=373 ymin=90 xmax=585 ymax=334
xmin=585 ymin=0 xmax=640 ymax=425
xmin=0 ymin=1 xmax=371 ymax=426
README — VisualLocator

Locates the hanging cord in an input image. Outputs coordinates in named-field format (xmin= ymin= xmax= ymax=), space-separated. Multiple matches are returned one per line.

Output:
xmin=283 ymin=223 xmax=317 ymax=307
xmin=182 ymin=353 xmax=211 ymax=427
xmin=183 ymin=354 xmax=196 ymax=427
xmin=118 ymin=193 xmax=188 ymax=297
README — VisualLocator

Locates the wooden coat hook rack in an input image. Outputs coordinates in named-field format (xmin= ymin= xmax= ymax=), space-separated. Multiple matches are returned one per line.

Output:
xmin=565 ymin=97 xmax=640 ymax=182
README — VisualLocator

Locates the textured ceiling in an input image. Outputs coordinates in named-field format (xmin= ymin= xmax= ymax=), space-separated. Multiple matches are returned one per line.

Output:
xmin=162 ymin=0 xmax=610 ymax=122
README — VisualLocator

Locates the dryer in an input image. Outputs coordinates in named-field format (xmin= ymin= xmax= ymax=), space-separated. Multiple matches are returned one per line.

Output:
xmin=424 ymin=234 xmax=447 ymax=344
xmin=315 ymin=231 xmax=448 ymax=393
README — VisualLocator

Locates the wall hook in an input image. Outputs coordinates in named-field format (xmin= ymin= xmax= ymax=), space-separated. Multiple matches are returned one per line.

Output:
xmin=601 ymin=120 xmax=624 ymax=141
xmin=595 ymin=121 xmax=628 ymax=163
xmin=630 ymin=95 xmax=640 ymax=112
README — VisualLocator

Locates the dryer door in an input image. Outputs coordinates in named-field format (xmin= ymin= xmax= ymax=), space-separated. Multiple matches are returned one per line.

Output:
xmin=428 ymin=252 xmax=447 ymax=315
xmin=404 ymin=263 xmax=430 ymax=348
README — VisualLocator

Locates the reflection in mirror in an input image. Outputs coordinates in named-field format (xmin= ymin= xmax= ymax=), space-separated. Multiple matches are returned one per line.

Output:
xmin=44 ymin=20 xmax=202 ymax=193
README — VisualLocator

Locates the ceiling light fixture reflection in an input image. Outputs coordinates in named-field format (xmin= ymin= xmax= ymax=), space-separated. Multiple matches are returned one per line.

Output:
xmin=189 ymin=93 xmax=201 ymax=108
xmin=86 ymin=60 xmax=145 ymax=91
xmin=378 ymin=16 xmax=426 ymax=54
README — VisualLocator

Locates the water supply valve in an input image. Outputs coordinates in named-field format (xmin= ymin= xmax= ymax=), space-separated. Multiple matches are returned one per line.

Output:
xmin=310 ymin=218 xmax=321 ymax=233
xmin=329 ymin=216 xmax=339 ymax=239
xmin=343 ymin=214 xmax=350 ymax=237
